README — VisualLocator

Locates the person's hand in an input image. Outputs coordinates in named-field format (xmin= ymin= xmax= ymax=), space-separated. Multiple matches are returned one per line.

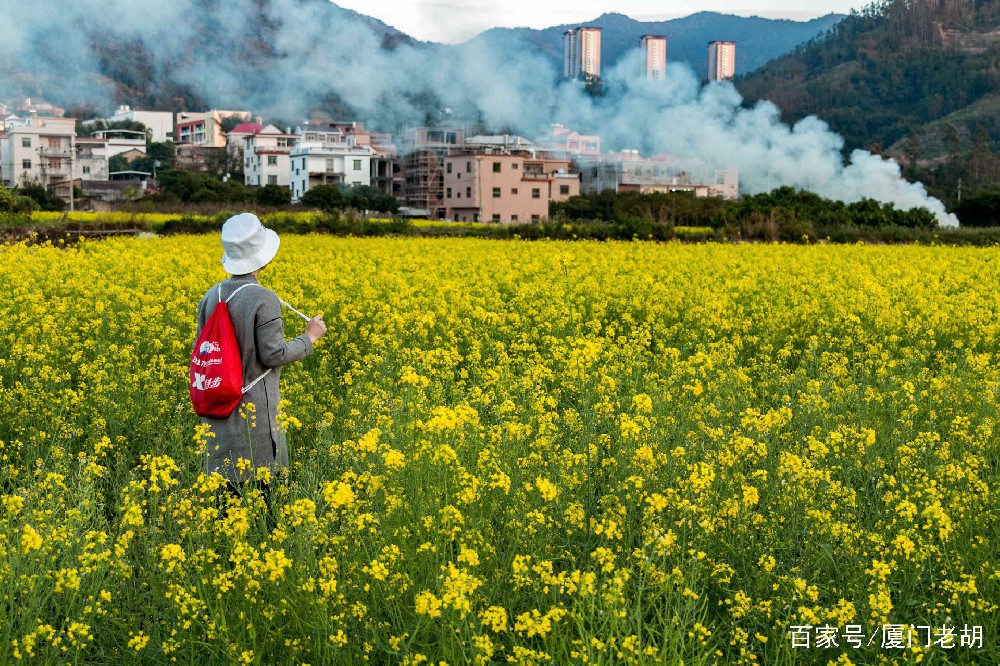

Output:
xmin=306 ymin=313 xmax=327 ymax=344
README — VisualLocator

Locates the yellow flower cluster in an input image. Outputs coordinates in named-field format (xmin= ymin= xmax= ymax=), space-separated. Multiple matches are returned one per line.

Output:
xmin=0 ymin=236 xmax=998 ymax=663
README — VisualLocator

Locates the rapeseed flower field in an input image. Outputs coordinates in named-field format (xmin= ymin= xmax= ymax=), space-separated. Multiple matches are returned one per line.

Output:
xmin=0 ymin=236 xmax=997 ymax=664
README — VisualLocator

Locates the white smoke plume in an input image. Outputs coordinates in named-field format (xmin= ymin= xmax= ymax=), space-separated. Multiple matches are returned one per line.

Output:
xmin=0 ymin=0 xmax=958 ymax=226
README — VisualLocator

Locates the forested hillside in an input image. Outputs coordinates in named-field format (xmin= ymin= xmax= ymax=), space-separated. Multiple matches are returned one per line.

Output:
xmin=738 ymin=0 xmax=1000 ymax=210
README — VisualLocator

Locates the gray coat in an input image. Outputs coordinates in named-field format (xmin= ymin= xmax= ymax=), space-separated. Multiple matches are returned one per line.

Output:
xmin=194 ymin=273 xmax=313 ymax=484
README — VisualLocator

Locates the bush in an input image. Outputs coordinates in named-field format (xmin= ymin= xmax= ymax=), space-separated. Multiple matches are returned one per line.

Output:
xmin=954 ymin=192 xmax=1000 ymax=227
xmin=256 ymin=185 xmax=292 ymax=207
xmin=16 ymin=184 xmax=65 ymax=212
xmin=300 ymin=185 xmax=343 ymax=212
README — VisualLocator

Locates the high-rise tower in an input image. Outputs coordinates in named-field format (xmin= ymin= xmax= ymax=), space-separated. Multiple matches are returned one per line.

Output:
xmin=708 ymin=41 xmax=736 ymax=81
xmin=641 ymin=35 xmax=667 ymax=81
xmin=563 ymin=27 xmax=602 ymax=80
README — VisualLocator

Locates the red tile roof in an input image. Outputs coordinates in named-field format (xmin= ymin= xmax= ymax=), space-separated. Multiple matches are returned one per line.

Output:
xmin=230 ymin=123 xmax=265 ymax=135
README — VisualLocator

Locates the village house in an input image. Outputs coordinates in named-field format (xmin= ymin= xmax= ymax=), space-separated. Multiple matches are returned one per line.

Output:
xmin=0 ymin=116 xmax=77 ymax=200
xmin=443 ymin=148 xmax=580 ymax=223
xmin=242 ymin=125 xmax=298 ymax=188
xmin=288 ymin=126 xmax=375 ymax=202
xmin=176 ymin=110 xmax=251 ymax=148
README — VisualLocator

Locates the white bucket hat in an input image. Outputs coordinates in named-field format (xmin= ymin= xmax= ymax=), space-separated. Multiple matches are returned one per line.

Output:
xmin=220 ymin=213 xmax=280 ymax=275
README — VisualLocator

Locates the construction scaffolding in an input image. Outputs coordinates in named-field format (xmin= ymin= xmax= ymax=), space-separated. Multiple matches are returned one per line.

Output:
xmin=400 ymin=128 xmax=465 ymax=218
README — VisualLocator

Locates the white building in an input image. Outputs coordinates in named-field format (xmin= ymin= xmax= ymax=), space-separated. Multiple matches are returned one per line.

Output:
xmin=0 ymin=117 xmax=77 ymax=198
xmin=641 ymin=35 xmax=667 ymax=81
xmin=578 ymin=151 xmax=739 ymax=200
xmin=75 ymin=137 xmax=110 ymax=181
xmin=563 ymin=27 xmax=601 ymax=80
xmin=90 ymin=129 xmax=147 ymax=159
xmin=106 ymin=105 xmax=174 ymax=142
xmin=289 ymin=128 xmax=374 ymax=203
xmin=243 ymin=125 xmax=297 ymax=187
xmin=708 ymin=41 xmax=736 ymax=82
xmin=0 ymin=112 xmax=22 ymax=131
xmin=227 ymin=122 xmax=264 ymax=160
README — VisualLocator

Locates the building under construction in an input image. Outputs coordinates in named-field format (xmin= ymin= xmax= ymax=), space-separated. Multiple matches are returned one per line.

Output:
xmin=400 ymin=127 xmax=465 ymax=218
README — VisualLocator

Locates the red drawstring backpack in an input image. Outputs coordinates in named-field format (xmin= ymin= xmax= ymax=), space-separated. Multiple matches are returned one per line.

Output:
xmin=190 ymin=284 xmax=271 ymax=418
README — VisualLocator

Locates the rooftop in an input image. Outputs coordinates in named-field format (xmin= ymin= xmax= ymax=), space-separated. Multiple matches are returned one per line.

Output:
xmin=230 ymin=123 xmax=265 ymax=135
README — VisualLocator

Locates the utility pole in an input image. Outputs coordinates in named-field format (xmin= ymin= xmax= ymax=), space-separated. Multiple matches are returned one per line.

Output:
xmin=957 ymin=178 xmax=962 ymax=203
xmin=68 ymin=142 xmax=74 ymax=212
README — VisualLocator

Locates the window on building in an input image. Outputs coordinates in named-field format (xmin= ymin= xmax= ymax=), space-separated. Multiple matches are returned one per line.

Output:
xmin=511 ymin=188 xmax=518 ymax=195
xmin=531 ymin=188 xmax=540 ymax=199
xmin=22 ymin=159 xmax=31 ymax=170
xmin=268 ymin=175 xmax=278 ymax=185
xmin=717 ymin=174 xmax=726 ymax=185
xmin=454 ymin=213 xmax=460 ymax=221
xmin=493 ymin=162 xmax=501 ymax=173
xmin=531 ymin=214 xmax=540 ymax=221
xmin=83 ymin=166 xmax=91 ymax=174
xmin=512 ymin=163 xmax=519 ymax=169
xmin=326 ymin=158 xmax=335 ymax=171
xmin=466 ymin=187 xmax=471 ymax=198
xmin=457 ymin=192 xmax=461 ymax=199
xmin=492 ymin=214 xmax=501 ymax=222
xmin=21 ymin=137 xmax=31 ymax=148
xmin=492 ymin=187 xmax=501 ymax=198
xmin=466 ymin=162 xmax=472 ymax=173
xmin=511 ymin=215 xmax=518 ymax=222
xmin=447 ymin=187 xmax=452 ymax=198
xmin=447 ymin=162 xmax=453 ymax=173
xmin=267 ymin=155 xmax=278 ymax=166
xmin=353 ymin=160 xmax=362 ymax=171
xmin=560 ymin=185 xmax=570 ymax=195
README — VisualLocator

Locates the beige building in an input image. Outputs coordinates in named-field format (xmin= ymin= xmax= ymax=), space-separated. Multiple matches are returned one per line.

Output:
xmin=563 ymin=27 xmax=602 ymax=80
xmin=0 ymin=116 xmax=77 ymax=199
xmin=176 ymin=110 xmax=251 ymax=147
xmin=708 ymin=41 xmax=736 ymax=82
xmin=641 ymin=35 xmax=667 ymax=81
xmin=444 ymin=152 xmax=579 ymax=223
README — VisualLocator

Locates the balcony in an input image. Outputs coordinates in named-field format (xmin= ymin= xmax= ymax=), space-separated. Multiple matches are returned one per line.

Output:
xmin=39 ymin=147 xmax=72 ymax=157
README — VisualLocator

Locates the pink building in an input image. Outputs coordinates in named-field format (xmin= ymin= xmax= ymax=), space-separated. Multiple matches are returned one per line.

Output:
xmin=536 ymin=124 xmax=601 ymax=159
xmin=444 ymin=152 xmax=580 ymax=224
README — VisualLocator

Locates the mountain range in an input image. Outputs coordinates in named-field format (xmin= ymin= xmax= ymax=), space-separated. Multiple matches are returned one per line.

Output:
xmin=464 ymin=11 xmax=845 ymax=78
xmin=737 ymin=0 xmax=1000 ymax=204
xmin=0 ymin=1 xmax=843 ymax=119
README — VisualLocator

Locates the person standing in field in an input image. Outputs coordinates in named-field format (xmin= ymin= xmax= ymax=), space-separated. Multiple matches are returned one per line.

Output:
xmin=193 ymin=213 xmax=327 ymax=502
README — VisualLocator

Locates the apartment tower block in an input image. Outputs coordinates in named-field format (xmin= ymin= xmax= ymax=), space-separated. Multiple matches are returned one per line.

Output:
xmin=641 ymin=35 xmax=667 ymax=81
xmin=708 ymin=41 xmax=736 ymax=81
xmin=563 ymin=27 xmax=602 ymax=80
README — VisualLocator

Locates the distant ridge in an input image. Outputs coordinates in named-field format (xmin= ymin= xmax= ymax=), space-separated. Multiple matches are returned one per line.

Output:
xmin=463 ymin=11 xmax=846 ymax=77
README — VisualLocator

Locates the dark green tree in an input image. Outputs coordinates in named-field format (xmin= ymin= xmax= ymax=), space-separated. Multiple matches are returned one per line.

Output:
xmin=256 ymin=184 xmax=292 ymax=207
xmin=300 ymin=185 xmax=344 ymax=211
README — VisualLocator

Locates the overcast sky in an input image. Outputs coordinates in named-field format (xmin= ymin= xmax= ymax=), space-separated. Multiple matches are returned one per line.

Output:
xmin=333 ymin=0 xmax=869 ymax=43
